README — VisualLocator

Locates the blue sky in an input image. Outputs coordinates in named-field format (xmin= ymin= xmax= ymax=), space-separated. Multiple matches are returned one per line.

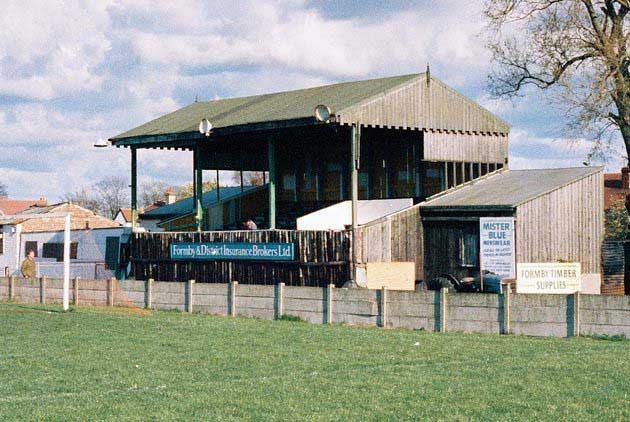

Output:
xmin=0 ymin=0 xmax=625 ymax=201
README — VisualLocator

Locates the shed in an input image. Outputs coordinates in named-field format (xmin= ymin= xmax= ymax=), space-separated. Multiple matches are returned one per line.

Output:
xmin=420 ymin=167 xmax=604 ymax=282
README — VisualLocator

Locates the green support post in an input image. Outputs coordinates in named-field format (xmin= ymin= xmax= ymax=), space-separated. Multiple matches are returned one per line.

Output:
xmin=130 ymin=147 xmax=138 ymax=232
xmin=350 ymin=124 xmax=359 ymax=282
xmin=268 ymin=137 xmax=276 ymax=229
xmin=194 ymin=147 xmax=203 ymax=232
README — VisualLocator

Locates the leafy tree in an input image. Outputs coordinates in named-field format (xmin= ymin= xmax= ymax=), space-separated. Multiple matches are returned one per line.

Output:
xmin=176 ymin=181 xmax=218 ymax=200
xmin=140 ymin=180 xmax=170 ymax=208
xmin=485 ymin=1 xmax=630 ymax=165
xmin=605 ymin=199 xmax=630 ymax=239
xmin=0 ymin=181 xmax=7 ymax=197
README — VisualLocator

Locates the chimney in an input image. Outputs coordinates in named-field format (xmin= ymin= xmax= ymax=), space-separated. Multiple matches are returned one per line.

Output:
xmin=165 ymin=188 xmax=177 ymax=204
xmin=36 ymin=196 xmax=47 ymax=206
xmin=622 ymin=167 xmax=630 ymax=189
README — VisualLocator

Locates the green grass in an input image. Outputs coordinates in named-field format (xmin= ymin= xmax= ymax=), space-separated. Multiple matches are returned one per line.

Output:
xmin=0 ymin=303 xmax=628 ymax=421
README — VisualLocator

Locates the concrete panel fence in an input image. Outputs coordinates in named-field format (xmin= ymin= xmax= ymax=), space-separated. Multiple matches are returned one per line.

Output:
xmin=1 ymin=276 xmax=629 ymax=338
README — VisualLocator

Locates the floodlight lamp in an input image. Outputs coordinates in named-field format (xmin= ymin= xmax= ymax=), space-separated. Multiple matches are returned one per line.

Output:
xmin=314 ymin=104 xmax=332 ymax=122
xmin=94 ymin=138 xmax=110 ymax=148
xmin=199 ymin=118 xmax=213 ymax=136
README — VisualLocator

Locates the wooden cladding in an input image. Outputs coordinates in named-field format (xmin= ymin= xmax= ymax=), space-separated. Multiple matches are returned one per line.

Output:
xmin=356 ymin=203 xmax=423 ymax=280
xmin=423 ymin=131 xmax=508 ymax=163
xmin=337 ymin=76 xmax=510 ymax=135
xmin=515 ymin=171 xmax=603 ymax=274
xmin=131 ymin=230 xmax=351 ymax=287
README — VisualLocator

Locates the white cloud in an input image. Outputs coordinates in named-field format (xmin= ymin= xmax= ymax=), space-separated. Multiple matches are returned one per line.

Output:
xmin=0 ymin=1 xmax=112 ymax=100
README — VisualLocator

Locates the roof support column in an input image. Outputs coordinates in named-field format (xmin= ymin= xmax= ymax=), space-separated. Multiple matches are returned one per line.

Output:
xmin=194 ymin=146 xmax=203 ymax=232
xmin=130 ymin=147 xmax=138 ymax=232
xmin=268 ymin=137 xmax=276 ymax=229
xmin=350 ymin=124 xmax=360 ymax=282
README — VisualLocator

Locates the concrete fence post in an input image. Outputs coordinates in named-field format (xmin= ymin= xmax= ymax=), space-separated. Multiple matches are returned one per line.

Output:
xmin=187 ymin=279 xmax=195 ymax=313
xmin=503 ymin=284 xmax=511 ymax=335
xmin=440 ymin=288 xmax=448 ymax=333
xmin=573 ymin=292 xmax=581 ymax=337
xmin=9 ymin=276 xmax=15 ymax=301
xmin=326 ymin=284 xmax=334 ymax=324
xmin=73 ymin=277 xmax=80 ymax=306
xmin=275 ymin=282 xmax=285 ymax=319
xmin=40 ymin=276 xmax=47 ymax=304
xmin=380 ymin=286 xmax=388 ymax=328
xmin=145 ymin=278 xmax=153 ymax=309
xmin=107 ymin=277 xmax=115 ymax=307
xmin=229 ymin=281 xmax=238 ymax=317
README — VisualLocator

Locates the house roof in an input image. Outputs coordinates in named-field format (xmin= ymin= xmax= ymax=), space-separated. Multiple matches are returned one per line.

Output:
xmin=116 ymin=208 xmax=133 ymax=222
xmin=420 ymin=167 xmax=603 ymax=211
xmin=0 ymin=202 xmax=121 ymax=232
xmin=603 ymin=172 xmax=629 ymax=209
xmin=0 ymin=197 xmax=47 ymax=216
xmin=142 ymin=185 xmax=264 ymax=219
xmin=110 ymin=73 xmax=510 ymax=145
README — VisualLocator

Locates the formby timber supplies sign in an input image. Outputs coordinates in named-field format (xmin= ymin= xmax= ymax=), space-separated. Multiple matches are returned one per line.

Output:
xmin=479 ymin=217 xmax=515 ymax=278
xmin=170 ymin=242 xmax=294 ymax=261
xmin=516 ymin=263 xmax=581 ymax=294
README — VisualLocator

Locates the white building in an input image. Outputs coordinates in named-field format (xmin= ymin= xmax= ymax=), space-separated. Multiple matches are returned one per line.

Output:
xmin=0 ymin=202 xmax=128 ymax=279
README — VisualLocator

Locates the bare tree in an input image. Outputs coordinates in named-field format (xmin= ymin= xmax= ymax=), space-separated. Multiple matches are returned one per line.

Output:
xmin=94 ymin=177 xmax=129 ymax=219
xmin=63 ymin=186 xmax=101 ymax=214
xmin=485 ymin=0 xmax=630 ymax=165
xmin=0 ymin=181 xmax=7 ymax=197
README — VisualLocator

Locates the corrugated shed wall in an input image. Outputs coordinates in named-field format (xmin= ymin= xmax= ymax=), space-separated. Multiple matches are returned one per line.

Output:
xmin=337 ymin=77 xmax=510 ymax=134
xmin=515 ymin=171 xmax=604 ymax=274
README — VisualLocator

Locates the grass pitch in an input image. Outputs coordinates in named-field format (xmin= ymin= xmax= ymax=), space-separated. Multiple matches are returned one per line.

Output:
xmin=0 ymin=303 xmax=628 ymax=420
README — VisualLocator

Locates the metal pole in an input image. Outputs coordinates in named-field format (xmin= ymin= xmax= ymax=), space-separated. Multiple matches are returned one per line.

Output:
xmin=63 ymin=214 xmax=70 ymax=311
xmin=194 ymin=147 xmax=203 ymax=232
xmin=350 ymin=124 xmax=359 ymax=282
xmin=130 ymin=148 xmax=138 ymax=232
xmin=268 ymin=137 xmax=276 ymax=229
xmin=216 ymin=169 xmax=220 ymax=201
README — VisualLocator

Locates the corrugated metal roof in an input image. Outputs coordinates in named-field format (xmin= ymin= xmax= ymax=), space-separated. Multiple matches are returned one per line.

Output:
xmin=113 ymin=74 xmax=420 ymax=140
xmin=142 ymin=185 xmax=264 ymax=218
xmin=111 ymin=73 xmax=509 ymax=142
xmin=420 ymin=167 xmax=603 ymax=210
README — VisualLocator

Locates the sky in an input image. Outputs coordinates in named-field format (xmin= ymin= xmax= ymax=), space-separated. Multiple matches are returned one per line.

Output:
xmin=0 ymin=0 xmax=626 ymax=201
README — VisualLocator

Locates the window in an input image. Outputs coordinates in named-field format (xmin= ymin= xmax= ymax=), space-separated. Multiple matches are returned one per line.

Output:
xmin=25 ymin=241 xmax=37 ymax=257
xmin=0 ymin=231 xmax=3 ymax=255
xmin=42 ymin=242 xmax=78 ymax=262
xmin=459 ymin=230 xmax=479 ymax=267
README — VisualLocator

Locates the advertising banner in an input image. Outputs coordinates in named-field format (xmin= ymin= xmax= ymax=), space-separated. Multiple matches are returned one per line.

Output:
xmin=479 ymin=217 xmax=515 ymax=278
xmin=170 ymin=242 xmax=295 ymax=261
xmin=516 ymin=262 xmax=581 ymax=294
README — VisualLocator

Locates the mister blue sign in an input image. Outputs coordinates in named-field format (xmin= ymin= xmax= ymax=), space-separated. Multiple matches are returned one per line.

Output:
xmin=479 ymin=217 xmax=515 ymax=278
xmin=170 ymin=242 xmax=294 ymax=261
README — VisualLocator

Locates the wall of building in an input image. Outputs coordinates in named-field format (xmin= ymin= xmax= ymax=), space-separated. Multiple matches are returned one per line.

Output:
xmin=2 ymin=277 xmax=628 ymax=338
xmin=357 ymin=203 xmax=423 ymax=280
xmin=0 ymin=227 xmax=125 ymax=276
xmin=515 ymin=171 xmax=604 ymax=275
xmin=423 ymin=131 xmax=507 ymax=163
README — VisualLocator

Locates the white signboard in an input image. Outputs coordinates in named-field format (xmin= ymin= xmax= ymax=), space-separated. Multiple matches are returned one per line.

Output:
xmin=479 ymin=217 xmax=515 ymax=278
xmin=517 ymin=263 xmax=581 ymax=294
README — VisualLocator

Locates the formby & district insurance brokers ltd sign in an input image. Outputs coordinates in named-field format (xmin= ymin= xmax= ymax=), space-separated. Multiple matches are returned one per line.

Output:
xmin=170 ymin=242 xmax=295 ymax=261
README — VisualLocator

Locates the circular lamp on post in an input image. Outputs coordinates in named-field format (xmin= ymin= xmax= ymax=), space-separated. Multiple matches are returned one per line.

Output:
xmin=199 ymin=118 xmax=213 ymax=137
xmin=94 ymin=138 xmax=110 ymax=148
xmin=314 ymin=104 xmax=332 ymax=123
